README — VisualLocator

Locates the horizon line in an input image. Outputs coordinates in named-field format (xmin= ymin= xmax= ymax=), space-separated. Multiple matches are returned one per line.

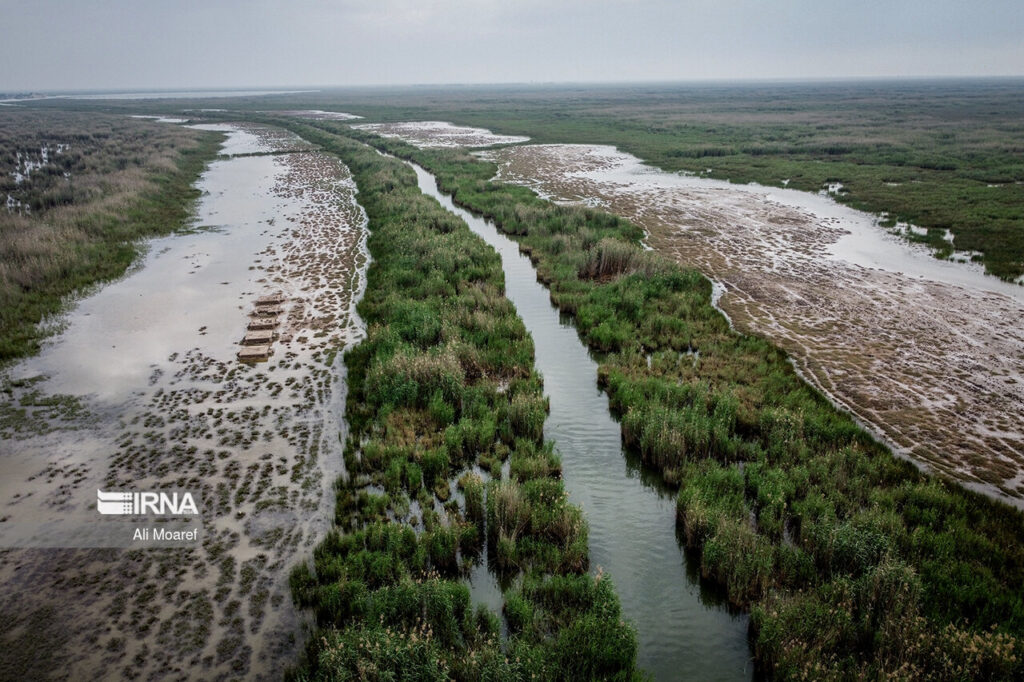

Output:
xmin=4 ymin=74 xmax=1024 ymax=96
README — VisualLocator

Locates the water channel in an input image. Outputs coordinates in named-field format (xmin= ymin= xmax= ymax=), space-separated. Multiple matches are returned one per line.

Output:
xmin=408 ymin=161 xmax=754 ymax=681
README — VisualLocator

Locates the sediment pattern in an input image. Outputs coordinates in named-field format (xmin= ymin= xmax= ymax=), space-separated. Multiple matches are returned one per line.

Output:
xmin=484 ymin=143 xmax=1024 ymax=505
xmin=0 ymin=125 xmax=368 ymax=680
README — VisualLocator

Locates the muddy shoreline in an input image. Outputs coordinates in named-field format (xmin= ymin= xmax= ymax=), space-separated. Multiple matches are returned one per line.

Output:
xmin=0 ymin=123 xmax=368 ymax=680
xmin=481 ymin=142 xmax=1024 ymax=505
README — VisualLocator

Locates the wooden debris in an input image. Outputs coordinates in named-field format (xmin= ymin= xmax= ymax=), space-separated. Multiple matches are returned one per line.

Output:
xmin=247 ymin=317 xmax=278 ymax=331
xmin=237 ymin=345 xmax=273 ymax=362
xmin=256 ymin=292 xmax=285 ymax=305
xmin=242 ymin=330 xmax=276 ymax=345
xmin=238 ymin=292 xmax=288 ymax=362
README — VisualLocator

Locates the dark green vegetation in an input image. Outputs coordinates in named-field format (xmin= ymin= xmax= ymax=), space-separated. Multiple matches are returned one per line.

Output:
xmin=0 ymin=108 xmax=221 ymax=362
xmin=338 ymin=81 xmax=1024 ymax=280
xmin=284 ymin=127 xmax=639 ymax=680
xmin=31 ymin=81 xmax=1024 ymax=277
xmin=302 ymin=122 xmax=1024 ymax=680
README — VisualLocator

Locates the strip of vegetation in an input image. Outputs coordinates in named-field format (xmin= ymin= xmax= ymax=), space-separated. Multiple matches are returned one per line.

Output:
xmin=284 ymin=127 xmax=639 ymax=680
xmin=29 ymin=83 xmax=1024 ymax=278
xmin=330 ymin=125 xmax=1024 ymax=680
xmin=203 ymin=81 xmax=1021 ymax=281
xmin=0 ymin=109 xmax=223 ymax=362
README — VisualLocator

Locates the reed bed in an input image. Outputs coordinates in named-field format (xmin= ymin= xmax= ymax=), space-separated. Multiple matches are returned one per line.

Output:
xmin=337 ymin=126 xmax=1024 ymax=680
xmin=283 ymin=128 xmax=639 ymax=681
xmin=0 ymin=108 xmax=220 ymax=361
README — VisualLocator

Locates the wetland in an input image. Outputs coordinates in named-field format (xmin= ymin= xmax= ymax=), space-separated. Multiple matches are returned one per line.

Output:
xmin=481 ymin=142 xmax=1024 ymax=505
xmin=0 ymin=122 xmax=368 ymax=680
xmin=330 ymin=120 xmax=1024 ymax=679
xmin=408 ymin=159 xmax=752 ymax=679
xmin=3 ymin=79 xmax=1024 ymax=680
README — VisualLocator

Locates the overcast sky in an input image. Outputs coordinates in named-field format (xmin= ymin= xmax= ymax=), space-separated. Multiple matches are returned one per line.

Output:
xmin=2 ymin=0 xmax=1022 ymax=91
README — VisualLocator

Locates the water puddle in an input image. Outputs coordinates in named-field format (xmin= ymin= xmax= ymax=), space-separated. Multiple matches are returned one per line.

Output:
xmin=0 ymin=123 xmax=368 ymax=678
xmin=130 ymin=114 xmax=190 ymax=124
xmin=408 ymin=161 xmax=753 ymax=681
xmin=278 ymin=110 xmax=363 ymax=121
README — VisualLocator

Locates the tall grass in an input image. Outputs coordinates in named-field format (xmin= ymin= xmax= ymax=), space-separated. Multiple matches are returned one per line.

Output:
xmin=329 ymin=125 xmax=1024 ymax=680
xmin=284 ymin=128 xmax=638 ymax=680
xmin=0 ymin=109 xmax=222 ymax=362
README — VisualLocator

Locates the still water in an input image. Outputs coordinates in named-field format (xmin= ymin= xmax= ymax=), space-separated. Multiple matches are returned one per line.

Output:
xmin=408 ymin=161 xmax=753 ymax=681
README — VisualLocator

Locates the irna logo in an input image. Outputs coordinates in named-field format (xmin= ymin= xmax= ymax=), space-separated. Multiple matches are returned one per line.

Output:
xmin=97 ymin=490 xmax=199 ymax=516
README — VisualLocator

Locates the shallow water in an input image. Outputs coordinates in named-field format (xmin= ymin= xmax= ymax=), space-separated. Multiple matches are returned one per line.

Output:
xmin=0 ymin=124 xmax=368 ymax=678
xmin=409 ymin=162 xmax=753 ymax=681
xmin=555 ymin=145 xmax=1024 ymax=302
xmin=12 ymin=155 xmax=281 ymax=399
xmin=279 ymin=110 xmax=363 ymax=121
xmin=130 ymin=114 xmax=190 ymax=124
xmin=352 ymin=121 xmax=529 ymax=148
xmin=482 ymin=142 xmax=1024 ymax=504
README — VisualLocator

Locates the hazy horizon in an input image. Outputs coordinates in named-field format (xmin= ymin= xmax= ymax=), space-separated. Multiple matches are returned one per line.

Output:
xmin=6 ymin=74 xmax=1024 ymax=97
xmin=2 ymin=0 xmax=1022 ymax=92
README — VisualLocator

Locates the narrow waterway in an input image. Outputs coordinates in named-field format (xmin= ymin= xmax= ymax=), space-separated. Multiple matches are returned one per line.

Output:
xmin=408 ymin=162 xmax=753 ymax=681
xmin=482 ymin=142 xmax=1024 ymax=504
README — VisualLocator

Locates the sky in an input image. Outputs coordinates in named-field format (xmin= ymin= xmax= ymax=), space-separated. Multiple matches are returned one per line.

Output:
xmin=1 ymin=0 xmax=1023 ymax=91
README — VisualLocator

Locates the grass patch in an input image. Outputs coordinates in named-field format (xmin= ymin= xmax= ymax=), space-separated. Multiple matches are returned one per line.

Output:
xmin=327 ymin=124 xmax=1024 ymax=680
xmin=284 ymin=128 xmax=638 ymax=680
